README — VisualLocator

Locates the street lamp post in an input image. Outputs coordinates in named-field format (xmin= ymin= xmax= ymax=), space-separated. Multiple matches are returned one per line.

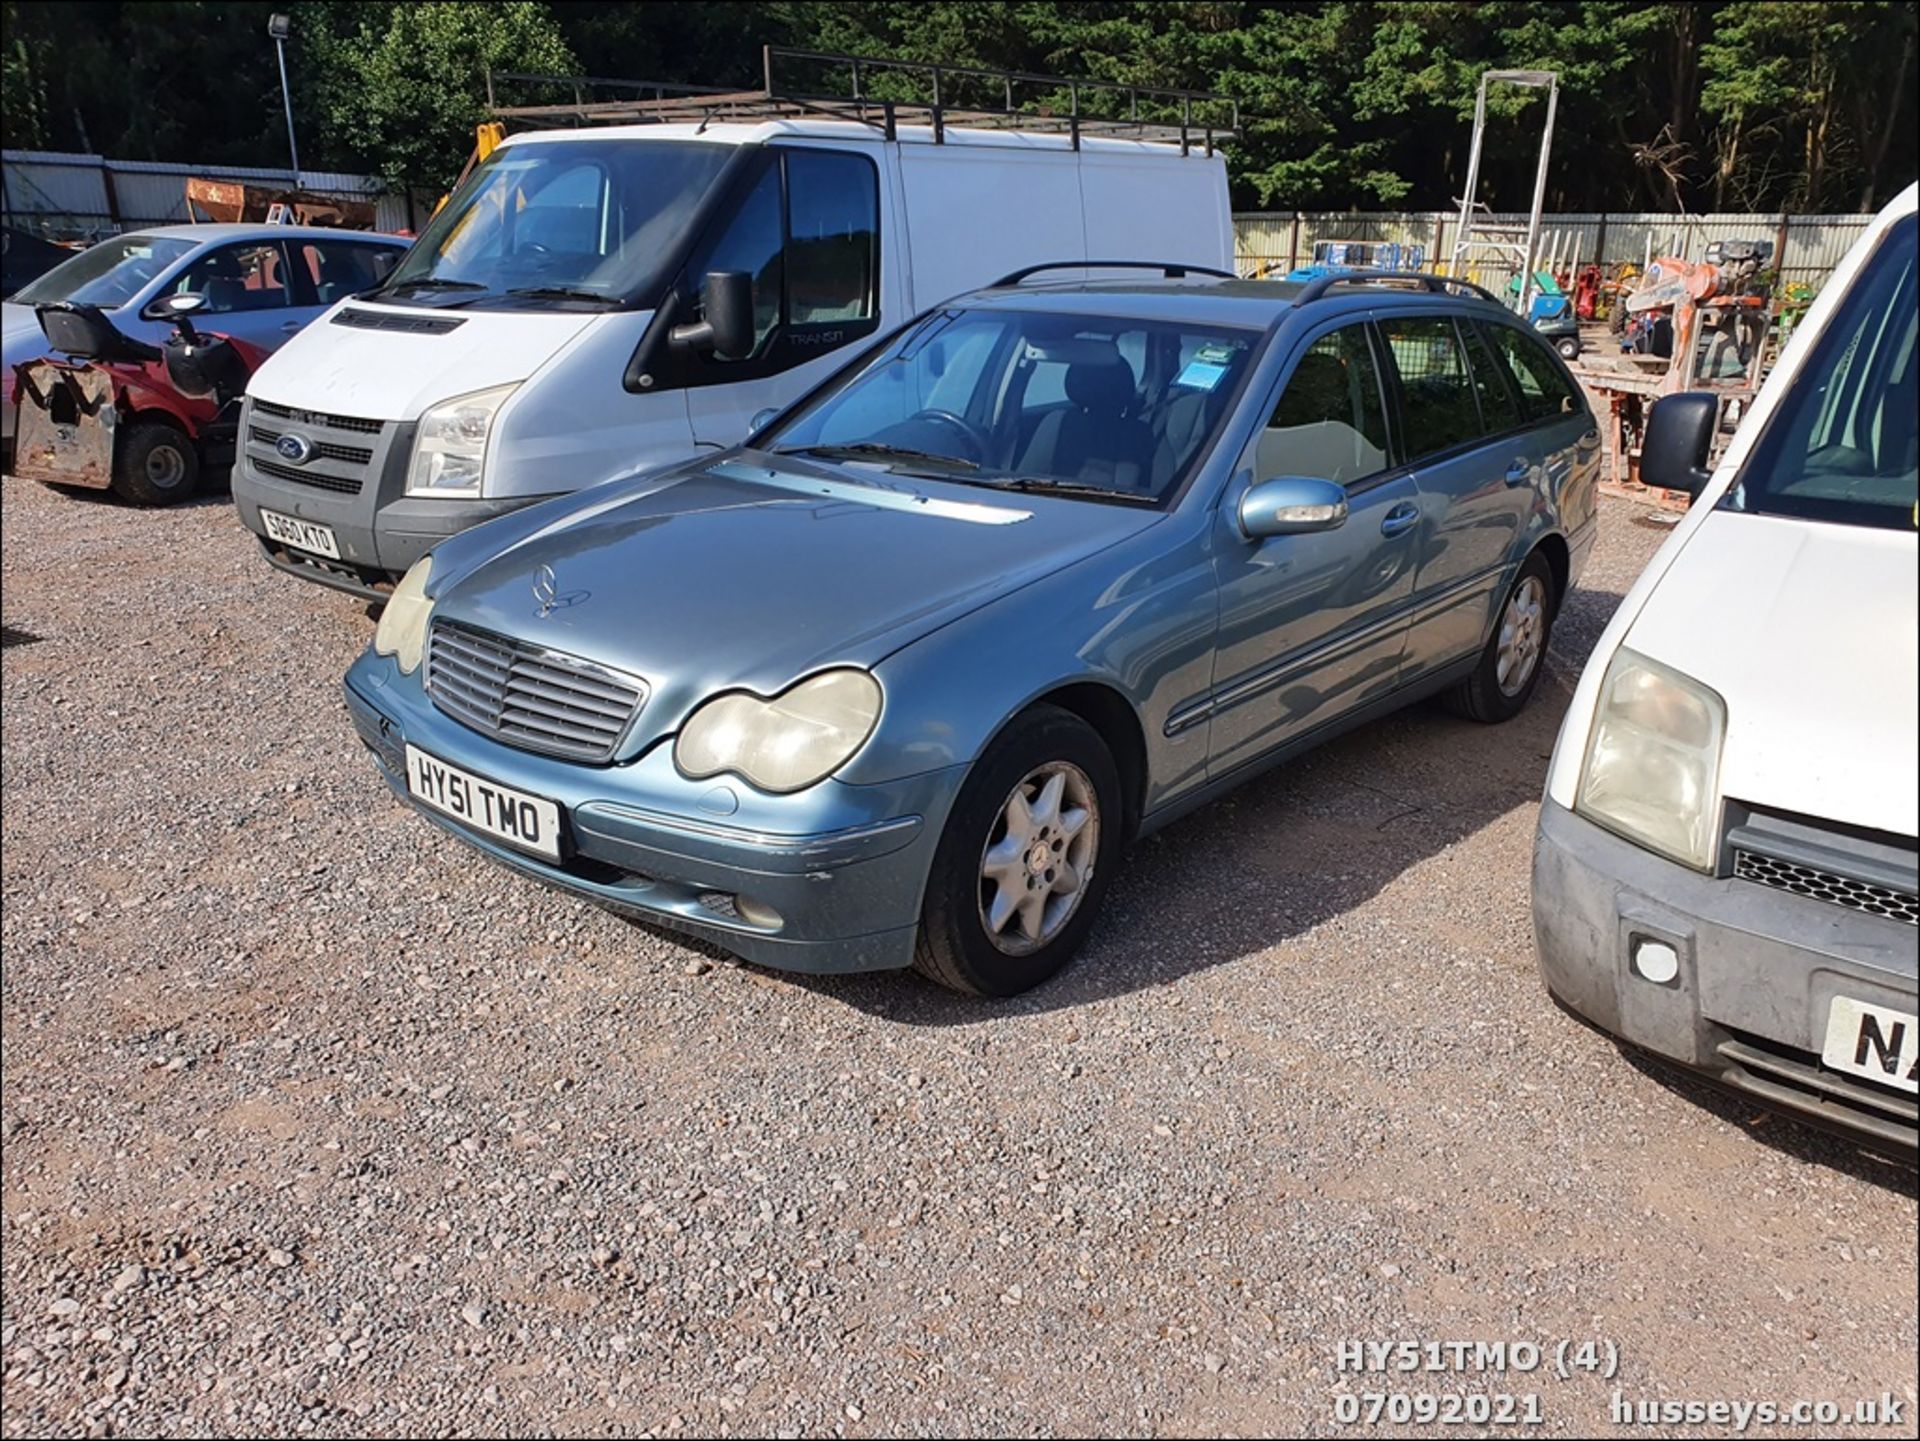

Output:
xmin=267 ymin=13 xmax=303 ymax=189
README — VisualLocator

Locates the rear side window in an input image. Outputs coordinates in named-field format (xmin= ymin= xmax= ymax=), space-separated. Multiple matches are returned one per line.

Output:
xmin=296 ymin=241 xmax=400 ymax=306
xmin=1379 ymin=316 xmax=1482 ymax=458
xmin=1484 ymin=323 xmax=1583 ymax=424
xmin=1460 ymin=321 xmax=1523 ymax=433
xmin=1256 ymin=325 xmax=1391 ymax=486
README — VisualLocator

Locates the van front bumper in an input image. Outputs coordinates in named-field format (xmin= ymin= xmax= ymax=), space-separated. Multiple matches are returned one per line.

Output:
xmin=229 ymin=400 xmax=551 ymax=601
xmin=1532 ymin=799 xmax=1917 ymax=1149
xmin=343 ymin=652 xmax=964 ymax=975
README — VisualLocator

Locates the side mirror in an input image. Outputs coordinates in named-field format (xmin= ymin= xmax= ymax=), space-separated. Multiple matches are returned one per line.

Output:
xmin=1640 ymin=391 xmax=1718 ymax=501
xmin=1238 ymin=476 xmax=1349 ymax=539
xmin=669 ymin=270 xmax=755 ymax=358
xmin=139 ymin=291 xmax=208 ymax=322
xmin=747 ymin=407 xmax=780 ymax=439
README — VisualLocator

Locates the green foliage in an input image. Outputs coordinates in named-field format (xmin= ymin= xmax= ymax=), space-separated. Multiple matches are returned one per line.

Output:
xmin=3 ymin=0 xmax=1915 ymax=212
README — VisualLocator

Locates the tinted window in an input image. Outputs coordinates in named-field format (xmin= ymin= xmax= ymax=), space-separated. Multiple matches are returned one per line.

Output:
xmin=1380 ymin=316 xmax=1482 ymax=456
xmin=1485 ymin=323 xmax=1582 ymax=424
xmin=1727 ymin=211 xmax=1917 ymax=532
xmin=175 ymin=242 xmax=290 ymax=312
xmin=1256 ymin=325 xmax=1390 ymax=486
xmin=12 ymin=234 xmax=195 ymax=307
xmin=763 ymin=308 xmax=1259 ymax=504
xmin=296 ymin=241 xmax=399 ymax=305
xmin=690 ymin=164 xmax=784 ymax=357
xmin=784 ymin=150 xmax=877 ymax=325
xmin=1460 ymin=321 xmax=1523 ymax=432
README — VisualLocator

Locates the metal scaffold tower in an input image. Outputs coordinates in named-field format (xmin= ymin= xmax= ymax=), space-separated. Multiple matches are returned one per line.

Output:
xmin=1449 ymin=69 xmax=1560 ymax=317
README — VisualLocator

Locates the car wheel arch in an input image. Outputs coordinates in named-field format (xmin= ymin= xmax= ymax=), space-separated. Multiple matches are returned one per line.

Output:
xmin=987 ymin=681 xmax=1148 ymax=844
xmin=1532 ymin=531 xmax=1570 ymax=615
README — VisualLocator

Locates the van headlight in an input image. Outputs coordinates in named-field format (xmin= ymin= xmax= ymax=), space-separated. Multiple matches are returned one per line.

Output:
xmin=407 ymin=383 xmax=517 ymax=498
xmin=373 ymin=555 xmax=434 ymax=673
xmin=1575 ymin=649 xmax=1727 ymax=871
xmin=675 ymin=669 xmax=882 ymax=794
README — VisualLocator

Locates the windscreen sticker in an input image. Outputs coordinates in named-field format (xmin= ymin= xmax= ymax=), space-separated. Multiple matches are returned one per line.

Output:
xmin=1174 ymin=360 xmax=1230 ymax=390
xmin=1192 ymin=343 xmax=1239 ymax=365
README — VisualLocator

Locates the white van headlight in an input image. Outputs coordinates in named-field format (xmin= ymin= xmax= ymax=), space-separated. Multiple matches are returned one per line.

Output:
xmin=373 ymin=555 xmax=434 ymax=673
xmin=407 ymin=383 xmax=517 ymax=498
xmin=675 ymin=669 xmax=882 ymax=794
xmin=1575 ymin=648 xmax=1727 ymax=871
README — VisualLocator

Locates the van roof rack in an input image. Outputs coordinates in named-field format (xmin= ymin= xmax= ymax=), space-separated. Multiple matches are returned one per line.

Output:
xmin=1291 ymin=270 xmax=1503 ymax=307
xmin=488 ymin=45 xmax=1239 ymax=154
xmin=993 ymin=260 xmax=1240 ymax=287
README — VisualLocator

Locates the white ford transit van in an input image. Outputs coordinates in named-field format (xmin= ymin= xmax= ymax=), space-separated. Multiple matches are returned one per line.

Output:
xmin=1533 ymin=182 xmax=1917 ymax=1149
xmin=231 ymin=75 xmax=1236 ymax=599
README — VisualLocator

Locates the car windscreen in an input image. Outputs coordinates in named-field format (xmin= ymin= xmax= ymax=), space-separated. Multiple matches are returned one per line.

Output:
xmin=759 ymin=306 xmax=1263 ymax=506
xmin=1725 ymin=211 xmax=1916 ymax=533
xmin=11 ymin=234 xmax=195 ymax=308
xmin=378 ymin=140 xmax=735 ymax=310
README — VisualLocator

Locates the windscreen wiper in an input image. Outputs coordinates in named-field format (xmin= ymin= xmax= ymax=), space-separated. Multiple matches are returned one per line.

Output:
xmin=504 ymin=286 xmax=621 ymax=307
xmin=383 ymin=278 xmax=488 ymax=293
xmin=981 ymin=476 xmax=1159 ymax=506
xmin=776 ymin=442 xmax=980 ymax=473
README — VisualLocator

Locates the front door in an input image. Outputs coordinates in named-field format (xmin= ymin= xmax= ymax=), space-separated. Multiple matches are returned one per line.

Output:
xmin=1207 ymin=321 xmax=1421 ymax=777
xmin=169 ymin=240 xmax=309 ymax=354
xmin=682 ymin=147 xmax=886 ymax=448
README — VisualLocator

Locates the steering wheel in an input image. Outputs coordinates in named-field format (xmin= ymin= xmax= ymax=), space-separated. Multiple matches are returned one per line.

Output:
xmin=912 ymin=409 xmax=990 ymax=464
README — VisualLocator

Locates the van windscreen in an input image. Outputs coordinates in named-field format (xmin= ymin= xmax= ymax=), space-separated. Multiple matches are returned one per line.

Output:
xmin=379 ymin=140 xmax=735 ymax=311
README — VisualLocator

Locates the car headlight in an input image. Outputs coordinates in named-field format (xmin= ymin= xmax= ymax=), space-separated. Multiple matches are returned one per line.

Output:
xmin=1575 ymin=648 xmax=1727 ymax=871
xmin=407 ymin=383 xmax=517 ymax=498
xmin=373 ymin=555 xmax=434 ymax=674
xmin=675 ymin=669 xmax=882 ymax=794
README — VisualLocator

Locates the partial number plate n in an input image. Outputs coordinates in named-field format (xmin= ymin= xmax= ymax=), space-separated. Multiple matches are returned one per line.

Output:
xmin=1821 ymin=996 xmax=1919 ymax=1093
xmin=260 ymin=508 xmax=341 ymax=560
xmin=404 ymin=744 xmax=563 ymax=863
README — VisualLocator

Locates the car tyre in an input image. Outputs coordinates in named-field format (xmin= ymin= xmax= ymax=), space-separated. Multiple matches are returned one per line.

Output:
xmin=914 ymin=704 xmax=1123 ymax=997
xmin=1443 ymin=550 xmax=1557 ymax=724
xmin=112 ymin=422 xmax=200 ymax=505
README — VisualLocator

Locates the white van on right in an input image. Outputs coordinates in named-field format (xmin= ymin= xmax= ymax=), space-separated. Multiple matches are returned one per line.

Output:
xmin=1533 ymin=182 xmax=1917 ymax=1151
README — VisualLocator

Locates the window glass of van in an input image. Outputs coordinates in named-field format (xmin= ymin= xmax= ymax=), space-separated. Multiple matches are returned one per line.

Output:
xmin=692 ymin=164 xmax=785 ymax=356
xmin=1256 ymin=325 xmax=1390 ymax=486
xmin=1727 ymin=211 xmax=1917 ymax=532
xmin=1379 ymin=316 xmax=1483 ymax=456
xmin=1483 ymin=322 xmax=1581 ymax=424
xmin=381 ymin=140 xmax=734 ymax=307
xmin=785 ymin=150 xmax=878 ymax=325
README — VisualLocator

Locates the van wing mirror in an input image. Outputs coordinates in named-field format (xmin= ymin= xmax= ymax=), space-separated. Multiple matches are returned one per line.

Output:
xmin=1238 ymin=476 xmax=1349 ymax=539
xmin=669 ymin=270 xmax=755 ymax=358
xmin=1640 ymin=392 xmax=1718 ymax=501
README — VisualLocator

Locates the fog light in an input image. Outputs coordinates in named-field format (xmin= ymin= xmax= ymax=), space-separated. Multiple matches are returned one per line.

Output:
xmin=733 ymin=895 xmax=783 ymax=931
xmin=1631 ymin=937 xmax=1680 ymax=985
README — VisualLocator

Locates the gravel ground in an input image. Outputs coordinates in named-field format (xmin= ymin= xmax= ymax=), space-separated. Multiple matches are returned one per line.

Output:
xmin=2 ymin=477 xmax=1914 ymax=1439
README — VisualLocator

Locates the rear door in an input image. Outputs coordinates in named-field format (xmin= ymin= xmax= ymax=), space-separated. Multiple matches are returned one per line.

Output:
xmin=1206 ymin=320 xmax=1422 ymax=775
xmin=1376 ymin=312 xmax=1530 ymax=674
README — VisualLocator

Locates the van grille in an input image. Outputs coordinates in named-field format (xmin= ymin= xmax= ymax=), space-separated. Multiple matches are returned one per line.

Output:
xmin=425 ymin=620 xmax=647 ymax=763
xmin=252 ymin=398 xmax=382 ymax=435
xmin=247 ymin=424 xmax=373 ymax=466
xmin=1733 ymin=850 xmax=1918 ymax=926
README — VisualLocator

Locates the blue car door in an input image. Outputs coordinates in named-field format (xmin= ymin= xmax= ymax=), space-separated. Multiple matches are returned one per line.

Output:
xmin=1375 ymin=312 xmax=1530 ymax=675
xmin=1205 ymin=319 xmax=1422 ymax=777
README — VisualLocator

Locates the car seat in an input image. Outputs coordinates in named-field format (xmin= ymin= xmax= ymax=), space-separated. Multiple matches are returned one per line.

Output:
xmin=1017 ymin=344 xmax=1154 ymax=490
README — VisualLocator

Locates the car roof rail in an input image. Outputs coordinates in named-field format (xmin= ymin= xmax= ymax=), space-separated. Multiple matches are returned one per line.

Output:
xmin=993 ymin=260 xmax=1240 ymax=287
xmin=1292 ymin=270 xmax=1503 ymax=307
xmin=490 ymin=45 xmax=1240 ymax=153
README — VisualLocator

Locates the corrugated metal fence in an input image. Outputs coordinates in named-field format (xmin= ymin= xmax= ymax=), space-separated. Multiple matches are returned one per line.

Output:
xmin=1235 ymin=210 xmax=1874 ymax=295
xmin=1 ymin=150 xmax=430 ymax=236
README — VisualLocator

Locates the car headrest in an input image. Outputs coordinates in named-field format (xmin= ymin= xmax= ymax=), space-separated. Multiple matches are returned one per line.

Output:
xmin=1064 ymin=352 xmax=1136 ymax=414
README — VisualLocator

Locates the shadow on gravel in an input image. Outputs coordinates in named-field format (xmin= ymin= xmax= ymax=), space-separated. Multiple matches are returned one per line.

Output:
xmin=1 ymin=623 xmax=41 ymax=648
xmin=1618 ymin=1049 xmax=1919 ymax=1196
xmin=12 ymin=469 xmax=233 ymax=508
xmin=787 ymin=581 xmax=1632 ymax=1022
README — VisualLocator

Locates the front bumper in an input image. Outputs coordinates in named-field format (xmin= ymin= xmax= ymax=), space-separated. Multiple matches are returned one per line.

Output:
xmin=1532 ymin=799 xmax=1917 ymax=1148
xmin=229 ymin=398 xmax=550 ymax=600
xmin=343 ymin=651 xmax=965 ymax=974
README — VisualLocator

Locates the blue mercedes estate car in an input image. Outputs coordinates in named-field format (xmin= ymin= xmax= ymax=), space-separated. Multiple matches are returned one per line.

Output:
xmin=344 ymin=265 xmax=1599 ymax=995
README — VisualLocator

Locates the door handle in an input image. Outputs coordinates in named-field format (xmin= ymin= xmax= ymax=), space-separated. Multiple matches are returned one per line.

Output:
xmin=1380 ymin=503 xmax=1420 ymax=538
xmin=280 ymin=320 xmax=303 ymax=333
xmin=1504 ymin=457 xmax=1533 ymax=486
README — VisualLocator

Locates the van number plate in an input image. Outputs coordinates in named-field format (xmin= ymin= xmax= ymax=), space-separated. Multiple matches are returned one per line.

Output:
xmin=261 ymin=508 xmax=341 ymax=560
xmin=1820 ymin=996 xmax=1918 ymax=1093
